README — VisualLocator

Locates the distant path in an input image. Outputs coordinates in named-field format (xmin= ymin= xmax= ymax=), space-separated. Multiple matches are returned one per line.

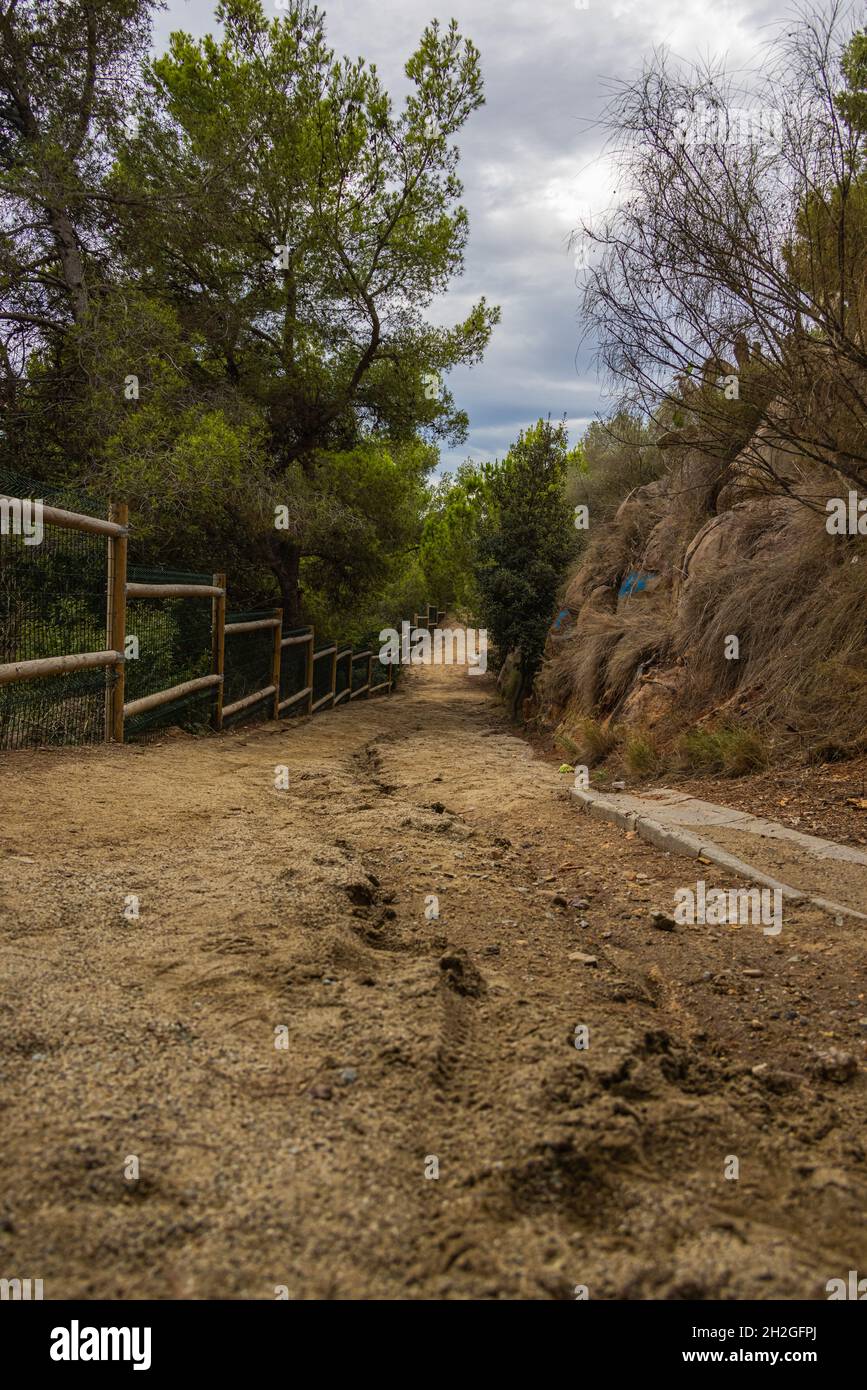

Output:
xmin=2 ymin=658 xmax=866 ymax=1298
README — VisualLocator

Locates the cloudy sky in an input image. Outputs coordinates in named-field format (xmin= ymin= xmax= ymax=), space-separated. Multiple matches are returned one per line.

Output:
xmin=154 ymin=0 xmax=785 ymax=473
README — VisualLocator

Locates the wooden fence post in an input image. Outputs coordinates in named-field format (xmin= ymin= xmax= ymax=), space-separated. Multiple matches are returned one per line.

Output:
xmin=329 ymin=643 xmax=338 ymax=708
xmin=271 ymin=609 xmax=283 ymax=719
xmin=305 ymin=631 xmax=314 ymax=715
xmin=211 ymin=571 xmax=226 ymax=732
xmin=105 ymin=501 xmax=128 ymax=743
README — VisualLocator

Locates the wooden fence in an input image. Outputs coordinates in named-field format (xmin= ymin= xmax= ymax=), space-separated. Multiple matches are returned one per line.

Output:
xmin=0 ymin=490 xmax=442 ymax=746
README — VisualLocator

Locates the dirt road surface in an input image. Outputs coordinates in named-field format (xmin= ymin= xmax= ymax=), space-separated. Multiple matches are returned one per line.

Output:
xmin=2 ymin=658 xmax=867 ymax=1299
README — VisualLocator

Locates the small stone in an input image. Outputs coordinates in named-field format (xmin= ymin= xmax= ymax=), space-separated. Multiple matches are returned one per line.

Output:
xmin=309 ymin=1084 xmax=333 ymax=1100
xmin=611 ymin=780 xmax=626 ymax=791
xmin=809 ymin=1049 xmax=857 ymax=1084
xmin=568 ymin=951 xmax=598 ymax=966
xmin=650 ymin=911 xmax=676 ymax=931
xmin=743 ymin=968 xmax=763 ymax=977
xmin=482 ymin=945 xmax=501 ymax=956
xmin=338 ymin=1067 xmax=358 ymax=1086
xmin=569 ymin=897 xmax=589 ymax=909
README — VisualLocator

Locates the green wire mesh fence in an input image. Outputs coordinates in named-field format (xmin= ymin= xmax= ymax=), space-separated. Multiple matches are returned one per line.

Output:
xmin=0 ymin=468 xmax=112 ymax=748
xmin=223 ymin=610 xmax=280 ymax=727
xmin=123 ymin=567 xmax=214 ymax=740
xmin=334 ymin=646 xmax=352 ymax=704
xmin=278 ymin=626 xmax=312 ymax=717
xmin=311 ymin=642 xmax=336 ymax=710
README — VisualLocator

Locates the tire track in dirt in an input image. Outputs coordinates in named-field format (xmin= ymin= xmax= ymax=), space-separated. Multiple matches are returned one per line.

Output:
xmin=1 ymin=659 xmax=866 ymax=1298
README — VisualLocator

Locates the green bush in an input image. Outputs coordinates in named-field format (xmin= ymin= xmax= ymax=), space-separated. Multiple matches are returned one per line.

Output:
xmin=678 ymin=726 xmax=768 ymax=776
xmin=624 ymin=731 xmax=664 ymax=777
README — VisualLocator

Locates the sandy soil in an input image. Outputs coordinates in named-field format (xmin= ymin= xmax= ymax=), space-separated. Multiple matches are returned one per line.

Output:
xmin=1 ymin=658 xmax=867 ymax=1300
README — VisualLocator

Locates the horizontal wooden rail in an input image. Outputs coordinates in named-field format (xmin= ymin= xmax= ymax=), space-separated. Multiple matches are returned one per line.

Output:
xmin=310 ymin=690 xmax=335 ymax=712
xmin=222 ymin=684 xmax=276 ymax=719
xmin=369 ymin=679 xmax=391 ymax=695
xmin=278 ymin=685 xmax=312 ymax=712
xmin=333 ymin=687 xmax=351 ymax=705
xmin=123 ymin=673 xmax=222 ymax=719
xmin=225 ymin=617 xmax=281 ymax=635
xmin=351 ymin=650 xmax=372 ymax=662
xmin=281 ymin=632 xmax=313 ymax=648
xmin=0 ymin=495 xmax=128 ymax=539
xmin=312 ymin=646 xmax=337 ymax=660
xmin=127 ymin=582 xmax=224 ymax=600
xmin=0 ymin=648 xmax=122 ymax=687
xmin=349 ymin=682 xmax=371 ymax=699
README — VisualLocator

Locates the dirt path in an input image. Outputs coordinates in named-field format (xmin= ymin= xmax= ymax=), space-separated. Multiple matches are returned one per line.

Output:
xmin=2 ymin=658 xmax=867 ymax=1300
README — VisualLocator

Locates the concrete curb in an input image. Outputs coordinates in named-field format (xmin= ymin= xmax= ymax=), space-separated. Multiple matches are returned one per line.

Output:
xmin=572 ymin=787 xmax=867 ymax=923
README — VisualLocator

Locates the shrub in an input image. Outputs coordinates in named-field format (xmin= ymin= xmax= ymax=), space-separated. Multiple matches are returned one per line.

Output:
xmin=624 ymin=730 xmax=664 ymax=777
xmin=678 ymin=726 xmax=768 ymax=776
xmin=557 ymin=714 xmax=620 ymax=767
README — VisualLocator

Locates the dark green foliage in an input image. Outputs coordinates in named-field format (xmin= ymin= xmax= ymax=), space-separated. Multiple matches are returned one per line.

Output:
xmin=0 ymin=0 xmax=497 ymax=635
xmin=475 ymin=419 xmax=576 ymax=693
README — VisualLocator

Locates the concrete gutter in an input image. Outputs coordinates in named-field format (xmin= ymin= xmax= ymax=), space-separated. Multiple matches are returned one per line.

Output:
xmin=572 ymin=785 xmax=867 ymax=923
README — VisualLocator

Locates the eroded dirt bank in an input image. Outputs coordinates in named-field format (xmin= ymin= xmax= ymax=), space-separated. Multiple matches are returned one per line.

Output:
xmin=1 ymin=660 xmax=866 ymax=1299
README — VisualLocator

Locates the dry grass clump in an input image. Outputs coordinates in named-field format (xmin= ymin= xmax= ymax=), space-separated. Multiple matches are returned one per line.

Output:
xmin=676 ymin=726 xmax=769 ymax=776
xmin=555 ymin=709 xmax=620 ymax=766
xmin=623 ymin=728 xmax=666 ymax=777
xmin=539 ymin=603 xmax=672 ymax=719
xmin=679 ymin=518 xmax=867 ymax=750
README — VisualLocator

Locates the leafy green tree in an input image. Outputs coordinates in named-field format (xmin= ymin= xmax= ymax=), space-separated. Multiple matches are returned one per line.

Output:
xmin=110 ymin=0 xmax=498 ymax=620
xmin=566 ymin=412 xmax=665 ymax=552
xmin=419 ymin=460 xmax=486 ymax=614
xmin=475 ymin=419 xmax=576 ymax=703
xmin=0 ymin=0 xmax=156 ymax=474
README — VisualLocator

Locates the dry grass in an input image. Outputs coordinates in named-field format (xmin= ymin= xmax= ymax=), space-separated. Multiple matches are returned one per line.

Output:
xmin=555 ymin=708 xmax=620 ymax=766
xmin=623 ymin=728 xmax=665 ymax=777
xmin=678 ymin=518 xmax=867 ymax=751
xmin=539 ymin=429 xmax=867 ymax=766
xmin=538 ymin=603 xmax=672 ymax=719
xmin=676 ymin=726 xmax=769 ymax=776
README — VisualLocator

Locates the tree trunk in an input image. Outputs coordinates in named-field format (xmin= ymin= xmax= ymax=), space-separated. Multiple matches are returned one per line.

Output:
xmin=47 ymin=203 xmax=88 ymax=322
xmin=269 ymin=537 xmax=303 ymax=627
